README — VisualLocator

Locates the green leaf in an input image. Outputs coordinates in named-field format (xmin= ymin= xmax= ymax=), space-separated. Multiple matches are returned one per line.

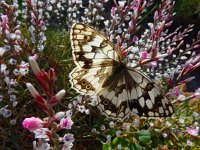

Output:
xmin=138 ymin=136 xmax=151 ymax=143
xmin=111 ymin=137 xmax=129 ymax=148
xmin=128 ymin=143 xmax=143 ymax=150
xmin=136 ymin=130 xmax=151 ymax=144
xmin=136 ymin=130 xmax=151 ymax=137
xmin=102 ymin=143 xmax=112 ymax=150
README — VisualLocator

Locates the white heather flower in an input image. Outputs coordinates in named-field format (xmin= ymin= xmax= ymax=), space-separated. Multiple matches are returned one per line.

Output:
xmin=193 ymin=112 xmax=199 ymax=118
xmin=9 ymin=79 xmax=18 ymax=87
xmin=179 ymin=118 xmax=185 ymax=124
xmin=10 ymin=95 xmax=16 ymax=101
xmin=90 ymin=95 xmax=98 ymax=106
xmin=106 ymin=135 xmax=112 ymax=143
xmin=36 ymin=142 xmax=51 ymax=150
xmin=12 ymin=101 xmax=18 ymax=107
xmin=66 ymin=110 xmax=73 ymax=117
xmin=13 ymin=69 xmax=19 ymax=75
xmin=73 ymin=100 xmax=78 ymax=106
xmin=68 ymin=103 xmax=73 ymax=109
xmin=76 ymin=95 xmax=82 ymax=103
xmin=62 ymin=134 xmax=74 ymax=149
xmin=162 ymin=133 xmax=168 ymax=138
xmin=14 ymin=45 xmax=22 ymax=52
xmin=9 ymin=33 xmax=16 ymax=40
xmin=116 ymin=130 xmax=122 ymax=137
xmin=109 ymin=121 xmax=115 ymax=128
xmin=1 ymin=108 xmax=12 ymax=118
xmin=50 ymin=0 xmax=56 ymax=4
xmin=149 ymin=122 xmax=154 ymax=127
xmin=154 ymin=129 xmax=161 ymax=133
xmin=1 ymin=64 xmax=7 ymax=73
xmin=117 ymin=144 xmax=122 ymax=150
xmin=101 ymin=125 xmax=106 ymax=131
xmin=177 ymin=95 xmax=186 ymax=101
xmin=33 ymin=128 xmax=50 ymax=139
xmin=85 ymin=109 xmax=90 ymax=115
xmin=47 ymin=6 xmax=53 ymax=11
xmin=78 ymin=105 xmax=86 ymax=113
xmin=19 ymin=61 xmax=29 ymax=75
xmin=165 ymin=121 xmax=172 ymax=127
xmin=187 ymin=139 xmax=193 ymax=146
xmin=62 ymin=142 xmax=73 ymax=150
xmin=0 ymin=47 xmax=6 ymax=56
xmin=9 ymin=58 xmax=17 ymax=65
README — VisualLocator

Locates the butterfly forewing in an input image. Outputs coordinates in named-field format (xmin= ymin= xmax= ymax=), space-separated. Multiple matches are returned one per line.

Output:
xmin=69 ymin=23 xmax=174 ymax=119
xmin=70 ymin=23 xmax=121 ymax=94
xmin=70 ymin=23 xmax=120 ymax=68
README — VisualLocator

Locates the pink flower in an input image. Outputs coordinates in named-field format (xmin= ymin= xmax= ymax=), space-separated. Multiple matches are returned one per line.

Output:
xmin=59 ymin=117 xmax=73 ymax=129
xmin=186 ymin=126 xmax=199 ymax=137
xmin=140 ymin=51 xmax=148 ymax=59
xmin=139 ymin=51 xmax=157 ymax=67
xmin=22 ymin=117 xmax=45 ymax=132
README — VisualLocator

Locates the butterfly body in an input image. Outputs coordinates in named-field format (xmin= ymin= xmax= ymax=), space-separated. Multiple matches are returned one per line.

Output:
xmin=70 ymin=23 xmax=174 ymax=119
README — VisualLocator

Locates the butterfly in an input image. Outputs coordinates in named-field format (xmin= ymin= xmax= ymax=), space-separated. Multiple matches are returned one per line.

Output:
xmin=69 ymin=23 xmax=174 ymax=119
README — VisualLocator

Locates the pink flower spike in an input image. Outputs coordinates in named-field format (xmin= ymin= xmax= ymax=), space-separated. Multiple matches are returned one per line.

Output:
xmin=26 ymin=83 xmax=48 ymax=113
xmin=186 ymin=126 xmax=199 ymax=137
xmin=59 ymin=117 xmax=73 ymax=130
xmin=29 ymin=56 xmax=56 ymax=96
xmin=48 ymin=68 xmax=56 ymax=83
xmin=49 ymin=90 xmax=66 ymax=106
xmin=22 ymin=117 xmax=45 ymax=132
xmin=28 ymin=56 xmax=41 ymax=76
xmin=26 ymin=83 xmax=40 ymax=98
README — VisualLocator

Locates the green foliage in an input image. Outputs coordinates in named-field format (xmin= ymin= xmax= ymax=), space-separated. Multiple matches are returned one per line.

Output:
xmin=136 ymin=130 xmax=151 ymax=144
xmin=175 ymin=0 xmax=200 ymax=16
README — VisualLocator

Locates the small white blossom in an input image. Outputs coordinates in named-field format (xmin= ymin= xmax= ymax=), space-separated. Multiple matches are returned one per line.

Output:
xmin=78 ymin=105 xmax=86 ymax=113
xmin=101 ymin=125 xmax=106 ymax=131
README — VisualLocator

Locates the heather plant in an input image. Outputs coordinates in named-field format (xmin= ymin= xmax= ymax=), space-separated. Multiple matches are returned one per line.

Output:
xmin=0 ymin=0 xmax=200 ymax=149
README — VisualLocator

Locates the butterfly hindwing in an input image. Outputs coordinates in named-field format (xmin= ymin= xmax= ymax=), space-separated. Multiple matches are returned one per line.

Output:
xmin=69 ymin=66 xmax=113 ymax=95
xmin=127 ymin=68 xmax=174 ymax=117
xmin=97 ymin=68 xmax=174 ymax=118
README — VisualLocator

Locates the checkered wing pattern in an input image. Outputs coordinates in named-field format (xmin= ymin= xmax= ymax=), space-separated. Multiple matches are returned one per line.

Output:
xmin=69 ymin=23 xmax=174 ymax=119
